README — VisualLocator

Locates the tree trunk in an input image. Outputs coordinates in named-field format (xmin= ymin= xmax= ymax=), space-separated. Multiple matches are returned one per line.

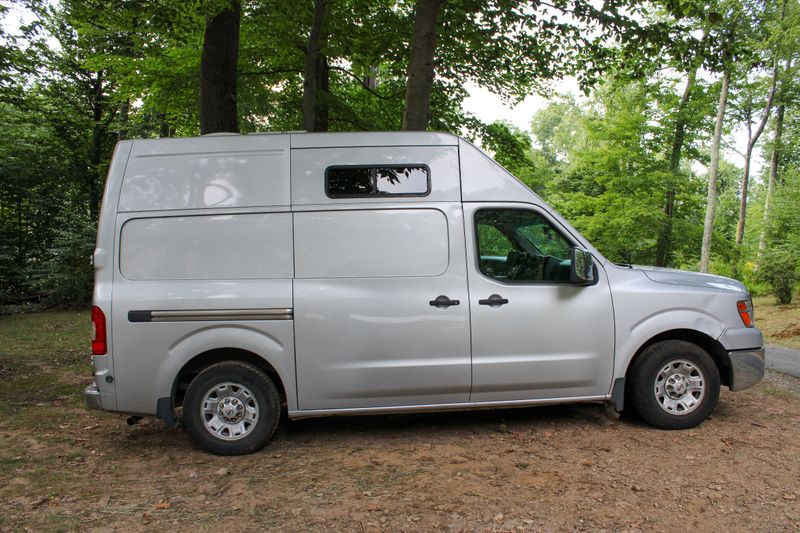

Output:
xmin=699 ymin=68 xmax=730 ymax=273
xmin=735 ymin=62 xmax=778 ymax=245
xmin=402 ymin=0 xmax=445 ymax=131
xmin=118 ymin=99 xmax=129 ymax=141
xmin=89 ymin=71 xmax=104 ymax=221
xmin=200 ymin=1 xmax=241 ymax=135
xmin=315 ymin=54 xmax=330 ymax=131
xmin=655 ymin=67 xmax=696 ymax=267
xmin=735 ymin=117 xmax=753 ymax=245
xmin=158 ymin=113 xmax=173 ymax=138
xmin=757 ymin=102 xmax=785 ymax=261
xmin=302 ymin=0 xmax=330 ymax=132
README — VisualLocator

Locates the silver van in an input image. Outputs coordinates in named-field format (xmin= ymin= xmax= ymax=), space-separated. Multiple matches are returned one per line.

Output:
xmin=85 ymin=132 xmax=765 ymax=455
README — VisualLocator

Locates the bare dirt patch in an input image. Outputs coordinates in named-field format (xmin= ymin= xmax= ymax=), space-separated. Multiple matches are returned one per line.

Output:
xmin=2 ymin=371 xmax=800 ymax=532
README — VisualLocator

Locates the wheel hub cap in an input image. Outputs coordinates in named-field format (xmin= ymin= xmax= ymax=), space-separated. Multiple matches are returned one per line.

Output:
xmin=654 ymin=360 xmax=706 ymax=415
xmin=665 ymin=373 xmax=690 ymax=398
xmin=200 ymin=382 xmax=259 ymax=441
xmin=217 ymin=396 xmax=245 ymax=423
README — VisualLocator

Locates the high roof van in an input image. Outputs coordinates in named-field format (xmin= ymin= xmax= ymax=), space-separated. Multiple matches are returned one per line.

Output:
xmin=85 ymin=132 xmax=764 ymax=455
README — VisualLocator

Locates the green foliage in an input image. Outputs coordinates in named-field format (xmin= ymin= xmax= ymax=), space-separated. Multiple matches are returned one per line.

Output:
xmin=0 ymin=0 xmax=799 ymax=306
xmin=759 ymin=246 xmax=798 ymax=304
xmin=529 ymin=80 xmax=712 ymax=266
xmin=759 ymin=155 xmax=800 ymax=303
xmin=38 ymin=203 xmax=95 ymax=307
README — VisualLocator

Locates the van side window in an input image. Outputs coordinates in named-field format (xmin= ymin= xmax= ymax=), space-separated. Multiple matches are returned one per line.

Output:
xmin=326 ymin=165 xmax=430 ymax=197
xmin=475 ymin=209 xmax=573 ymax=283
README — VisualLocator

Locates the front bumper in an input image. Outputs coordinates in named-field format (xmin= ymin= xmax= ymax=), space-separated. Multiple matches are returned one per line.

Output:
xmin=84 ymin=383 xmax=103 ymax=410
xmin=728 ymin=348 xmax=765 ymax=391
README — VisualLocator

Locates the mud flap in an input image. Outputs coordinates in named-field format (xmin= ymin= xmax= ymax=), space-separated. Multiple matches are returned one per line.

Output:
xmin=156 ymin=396 xmax=176 ymax=428
xmin=610 ymin=377 xmax=625 ymax=412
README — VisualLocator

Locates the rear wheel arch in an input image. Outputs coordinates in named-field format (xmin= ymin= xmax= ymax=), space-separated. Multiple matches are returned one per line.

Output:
xmin=172 ymin=348 xmax=288 ymax=411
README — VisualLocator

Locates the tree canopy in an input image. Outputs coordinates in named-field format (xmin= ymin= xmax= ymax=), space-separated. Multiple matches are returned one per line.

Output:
xmin=1 ymin=0 xmax=799 ymax=306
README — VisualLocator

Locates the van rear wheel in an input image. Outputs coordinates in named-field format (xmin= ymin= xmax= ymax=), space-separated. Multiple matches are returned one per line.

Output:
xmin=629 ymin=340 xmax=720 ymax=430
xmin=184 ymin=361 xmax=280 ymax=455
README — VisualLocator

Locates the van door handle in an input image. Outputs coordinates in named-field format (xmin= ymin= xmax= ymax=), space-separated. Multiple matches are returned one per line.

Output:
xmin=429 ymin=295 xmax=460 ymax=308
xmin=479 ymin=294 xmax=509 ymax=306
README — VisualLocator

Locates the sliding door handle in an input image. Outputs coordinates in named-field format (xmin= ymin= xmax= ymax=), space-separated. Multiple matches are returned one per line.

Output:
xmin=430 ymin=295 xmax=460 ymax=308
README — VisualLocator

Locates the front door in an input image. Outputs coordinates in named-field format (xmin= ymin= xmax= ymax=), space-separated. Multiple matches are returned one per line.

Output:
xmin=465 ymin=203 xmax=615 ymax=402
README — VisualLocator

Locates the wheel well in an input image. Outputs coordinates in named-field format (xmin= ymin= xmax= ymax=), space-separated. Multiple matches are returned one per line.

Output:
xmin=173 ymin=348 xmax=288 ymax=409
xmin=626 ymin=329 xmax=731 ymax=388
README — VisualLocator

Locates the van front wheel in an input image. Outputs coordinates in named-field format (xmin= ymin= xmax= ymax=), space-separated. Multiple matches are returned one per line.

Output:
xmin=629 ymin=340 xmax=720 ymax=430
xmin=184 ymin=361 xmax=280 ymax=455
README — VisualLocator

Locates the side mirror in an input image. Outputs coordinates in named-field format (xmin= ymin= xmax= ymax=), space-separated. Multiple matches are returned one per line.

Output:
xmin=570 ymin=248 xmax=595 ymax=285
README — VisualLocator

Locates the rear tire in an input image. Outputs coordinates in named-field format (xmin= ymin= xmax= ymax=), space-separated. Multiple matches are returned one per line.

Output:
xmin=629 ymin=340 xmax=720 ymax=430
xmin=184 ymin=361 xmax=280 ymax=455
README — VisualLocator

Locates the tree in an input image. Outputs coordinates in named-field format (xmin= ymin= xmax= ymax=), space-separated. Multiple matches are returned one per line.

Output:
xmin=654 ymin=66 xmax=700 ymax=267
xmin=700 ymin=69 xmax=730 ymax=273
xmin=733 ymin=64 xmax=777 ymax=245
xmin=758 ymin=0 xmax=800 ymax=258
xmin=757 ymin=75 xmax=787 ymax=259
xmin=302 ymin=0 xmax=331 ymax=131
xmin=200 ymin=1 xmax=241 ymax=134
xmin=402 ymin=0 xmax=445 ymax=130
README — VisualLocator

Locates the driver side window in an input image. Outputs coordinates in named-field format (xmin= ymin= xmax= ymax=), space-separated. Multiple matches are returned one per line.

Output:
xmin=475 ymin=209 xmax=573 ymax=283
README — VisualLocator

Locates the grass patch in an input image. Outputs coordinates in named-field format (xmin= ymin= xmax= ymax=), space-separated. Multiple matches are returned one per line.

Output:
xmin=0 ymin=310 xmax=90 ymax=363
xmin=753 ymin=296 xmax=800 ymax=350
xmin=758 ymin=382 xmax=798 ymax=399
xmin=0 ymin=310 xmax=91 ymax=433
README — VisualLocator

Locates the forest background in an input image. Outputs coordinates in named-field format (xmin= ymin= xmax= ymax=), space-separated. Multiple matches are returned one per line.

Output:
xmin=0 ymin=0 xmax=798 ymax=308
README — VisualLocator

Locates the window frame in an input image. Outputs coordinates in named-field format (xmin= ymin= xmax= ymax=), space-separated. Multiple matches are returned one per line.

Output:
xmin=324 ymin=164 xmax=432 ymax=199
xmin=473 ymin=207 xmax=578 ymax=286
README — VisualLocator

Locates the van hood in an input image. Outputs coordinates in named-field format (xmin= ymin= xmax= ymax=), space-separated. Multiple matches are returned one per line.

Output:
xmin=634 ymin=266 xmax=747 ymax=294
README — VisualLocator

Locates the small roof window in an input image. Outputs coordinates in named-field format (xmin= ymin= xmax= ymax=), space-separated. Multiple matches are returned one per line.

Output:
xmin=325 ymin=165 xmax=430 ymax=198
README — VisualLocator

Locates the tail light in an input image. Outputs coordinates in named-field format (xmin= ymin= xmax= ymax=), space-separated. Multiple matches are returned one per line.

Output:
xmin=737 ymin=299 xmax=754 ymax=328
xmin=92 ymin=306 xmax=107 ymax=355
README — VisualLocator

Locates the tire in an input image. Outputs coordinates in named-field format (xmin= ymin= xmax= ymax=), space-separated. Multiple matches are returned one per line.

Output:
xmin=183 ymin=361 xmax=280 ymax=455
xmin=629 ymin=340 xmax=720 ymax=430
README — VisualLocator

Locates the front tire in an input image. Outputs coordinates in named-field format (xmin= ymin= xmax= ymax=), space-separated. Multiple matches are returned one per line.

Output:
xmin=629 ymin=340 xmax=720 ymax=430
xmin=184 ymin=361 xmax=280 ymax=455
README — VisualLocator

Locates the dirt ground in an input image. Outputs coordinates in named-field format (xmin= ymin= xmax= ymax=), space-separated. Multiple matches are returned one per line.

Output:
xmin=2 ymin=311 xmax=800 ymax=532
xmin=2 ymin=375 xmax=800 ymax=532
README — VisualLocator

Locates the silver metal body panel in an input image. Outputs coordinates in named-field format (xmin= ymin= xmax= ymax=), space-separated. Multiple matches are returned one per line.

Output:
xmin=293 ymin=208 xmax=450 ymax=278
xmin=90 ymin=131 xmax=764 ymax=424
xmin=718 ymin=326 xmax=764 ymax=351
xmin=91 ymin=141 xmax=132 ymax=411
xmin=293 ymin=202 xmax=472 ymax=409
xmin=110 ymin=279 xmax=297 ymax=414
xmin=290 ymin=131 xmax=459 ymax=149
xmin=604 ymin=264 xmax=758 ymax=380
xmin=119 ymin=135 xmax=290 ymax=212
xmin=119 ymin=212 xmax=293 ymax=280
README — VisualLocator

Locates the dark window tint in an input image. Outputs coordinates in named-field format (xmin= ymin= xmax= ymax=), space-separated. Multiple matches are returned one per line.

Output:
xmin=326 ymin=166 xmax=429 ymax=197
xmin=475 ymin=209 xmax=574 ymax=283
